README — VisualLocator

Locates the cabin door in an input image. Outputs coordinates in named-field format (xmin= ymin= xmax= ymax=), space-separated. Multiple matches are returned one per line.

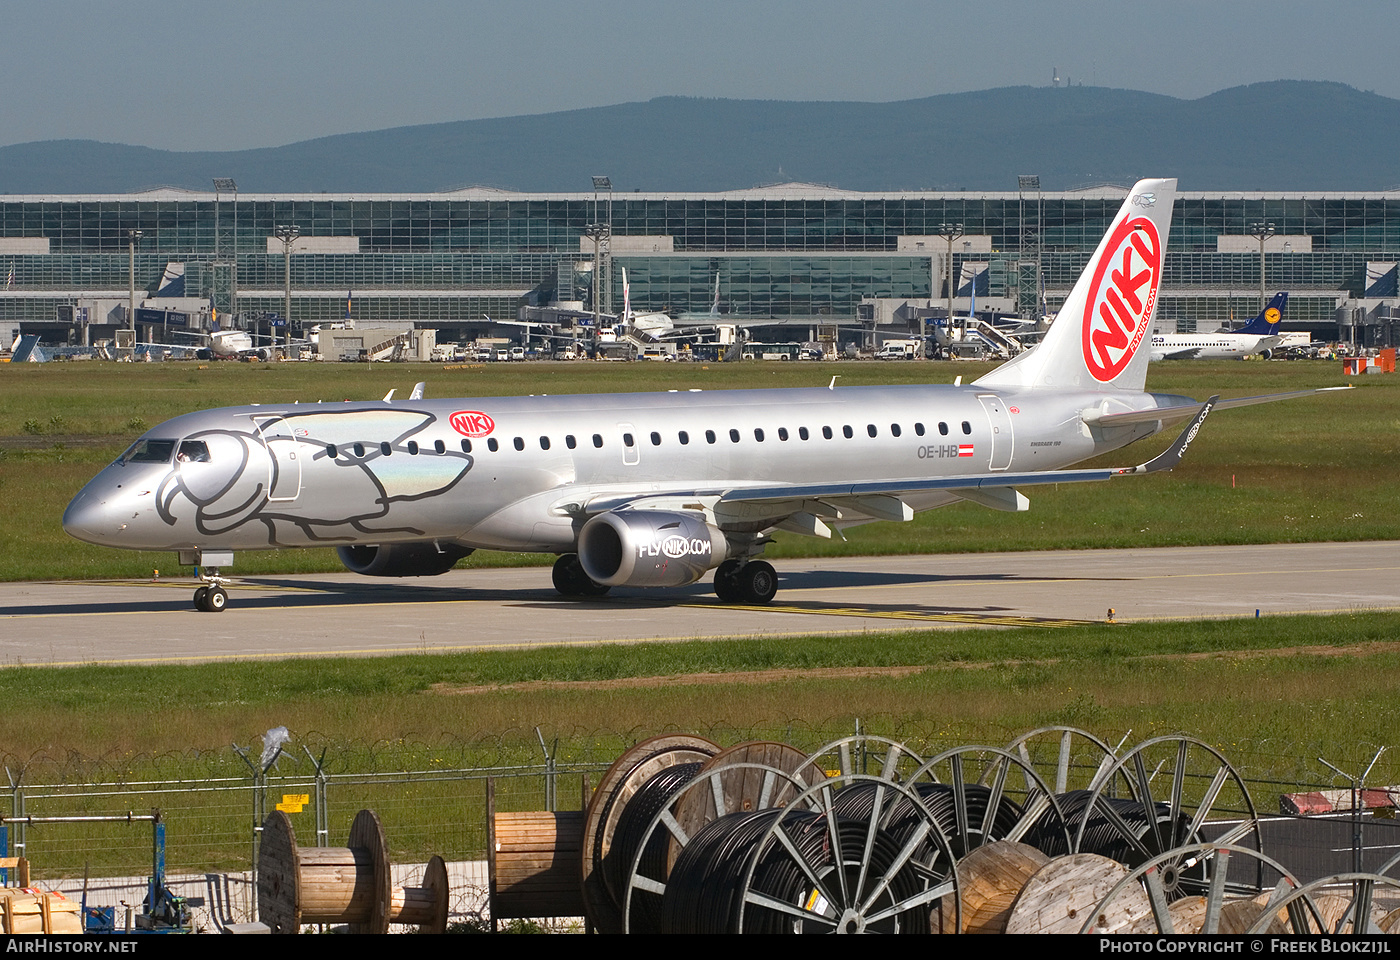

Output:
xmin=976 ymin=394 xmax=1013 ymax=472
xmin=256 ymin=417 xmax=304 ymax=501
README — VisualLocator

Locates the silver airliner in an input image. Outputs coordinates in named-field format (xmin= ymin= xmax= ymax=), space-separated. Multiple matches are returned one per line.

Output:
xmin=63 ymin=179 xmax=1343 ymax=612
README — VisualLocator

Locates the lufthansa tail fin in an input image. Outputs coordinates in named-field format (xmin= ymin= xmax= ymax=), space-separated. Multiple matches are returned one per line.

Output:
xmin=976 ymin=178 xmax=1176 ymax=393
xmin=1236 ymin=292 xmax=1288 ymax=335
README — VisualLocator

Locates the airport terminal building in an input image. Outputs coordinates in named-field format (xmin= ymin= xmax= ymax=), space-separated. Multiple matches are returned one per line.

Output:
xmin=1 ymin=182 xmax=1398 ymax=350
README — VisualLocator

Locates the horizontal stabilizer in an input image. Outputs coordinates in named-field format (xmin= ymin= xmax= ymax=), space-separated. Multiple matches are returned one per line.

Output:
xmin=1088 ymin=386 xmax=1351 ymax=427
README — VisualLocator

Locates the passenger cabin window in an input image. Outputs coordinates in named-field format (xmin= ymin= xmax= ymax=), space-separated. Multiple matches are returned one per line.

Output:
xmin=513 ymin=437 xmax=524 ymax=451
xmin=592 ymin=434 xmax=603 ymax=448
xmin=122 ymin=439 xmax=176 ymax=463
xmin=488 ymin=438 xmax=499 ymax=452
xmin=650 ymin=431 xmax=662 ymax=446
xmin=380 ymin=442 xmax=391 ymax=456
xmin=729 ymin=428 xmax=740 ymax=443
xmin=754 ymin=428 xmax=764 ymax=442
xmin=799 ymin=427 xmax=810 ymax=441
xmin=822 ymin=426 xmax=833 ymax=439
xmin=566 ymin=435 xmax=577 ymax=449
xmin=914 ymin=423 xmax=925 ymax=436
xmin=890 ymin=424 xmax=902 ymax=437
xmin=706 ymin=430 xmax=717 ymax=444
xmin=842 ymin=425 xmax=853 ymax=439
xmin=176 ymin=440 xmax=210 ymax=463
xmin=679 ymin=431 xmax=690 ymax=445
xmin=407 ymin=441 xmax=419 ymax=455
xmin=939 ymin=422 xmax=949 ymax=436
xmin=866 ymin=424 xmax=877 ymax=438
xmin=461 ymin=439 xmax=472 ymax=453
xmin=961 ymin=421 xmax=972 ymax=435
xmin=778 ymin=427 xmax=789 ymax=441
xmin=327 ymin=444 xmax=338 ymax=458
xmin=434 ymin=440 xmax=445 ymax=454
xmin=353 ymin=443 xmax=365 ymax=458
xmin=623 ymin=433 xmax=635 ymax=447
xmin=540 ymin=436 xmax=551 ymax=450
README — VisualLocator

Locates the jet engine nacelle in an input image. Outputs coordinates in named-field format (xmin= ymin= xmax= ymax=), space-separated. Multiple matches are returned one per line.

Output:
xmin=578 ymin=511 xmax=728 ymax=587
xmin=336 ymin=541 xmax=474 ymax=577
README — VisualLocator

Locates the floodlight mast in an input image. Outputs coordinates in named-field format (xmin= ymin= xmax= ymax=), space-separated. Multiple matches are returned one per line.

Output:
xmin=1249 ymin=220 xmax=1276 ymax=317
xmin=275 ymin=224 xmax=301 ymax=355
xmin=127 ymin=229 xmax=143 ymax=333
xmin=588 ymin=176 xmax=613 ymax=347
xmin=212 ymin=178 xmax=238 ymax=329
xmin=936 ymin=222 xmax=964 ymax=337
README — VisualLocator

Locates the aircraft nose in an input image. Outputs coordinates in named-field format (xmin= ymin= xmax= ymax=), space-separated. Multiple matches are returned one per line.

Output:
xmin=63 ymin=487 xmax=121 ymax=544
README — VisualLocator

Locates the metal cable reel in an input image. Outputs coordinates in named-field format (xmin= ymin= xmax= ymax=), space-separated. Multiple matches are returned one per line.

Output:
xmin=1003 ymin=725 xmax=1120 ymax=795
xmin=1067 ymin=735 xmax=1263 ymax=899
xmin=802 ymin=734 xmax=926 ymax=784
xmin=905 ymin=744 xmax=1073 ymax=858
xmin=620 ymin=760 xmax=818 ymax=933
xmin=730 ymin=773 xmax=962 ymax=934
xmin=1249 ymin=873 xmax=1400 ymax=934
xmin=1076 ymin=843 xmax=1302 ymax=934
xmin=581 ymin=733 xmax=719 ymax=933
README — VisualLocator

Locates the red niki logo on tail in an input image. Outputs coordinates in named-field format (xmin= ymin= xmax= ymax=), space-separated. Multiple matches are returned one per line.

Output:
xmin=1081 ymin=216 xmax=1162 ymax=381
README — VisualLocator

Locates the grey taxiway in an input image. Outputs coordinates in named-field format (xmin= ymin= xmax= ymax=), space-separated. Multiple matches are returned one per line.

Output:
xmin=1 ymin=541 xmax=1396 ymax=667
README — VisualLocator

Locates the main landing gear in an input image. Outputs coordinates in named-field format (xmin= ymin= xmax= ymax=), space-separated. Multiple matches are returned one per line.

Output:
xmin=713 ymin=558 xmax=778 ymax=605
xmin=552 ymin=553 xmax=611 ymax=598
xmin=193 ymin=567 xmax=230 ymax=613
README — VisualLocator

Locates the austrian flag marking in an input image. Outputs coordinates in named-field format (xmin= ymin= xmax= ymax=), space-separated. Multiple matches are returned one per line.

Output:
xmin=1081 ymin=216 xmax=1162 ymax=382
xmin=449 ymin=410 xmax=495 ymax=437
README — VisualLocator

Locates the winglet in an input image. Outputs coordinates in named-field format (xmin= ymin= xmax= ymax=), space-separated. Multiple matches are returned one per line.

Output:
xmin=382 ymin=389 xmax=395 ymax=402
xmin=410 ymin=381 xmax=426 ymax=400
xmin=1116 ymin=394 xmax=1218 ymax=475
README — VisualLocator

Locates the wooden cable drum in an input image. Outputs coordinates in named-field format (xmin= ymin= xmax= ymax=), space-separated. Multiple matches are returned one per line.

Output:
xmin=490 ymin=808 xmax=585 ymax=922
xmin=258 ymin=809 xmax=449 ymax=934
xmin=580 ymin=733 xmax=718 ymax=933
xmin=937 ymin=840 xmax=1050 ymax=934
xmin=1004 ymin=853 xmax=1150 ymax=934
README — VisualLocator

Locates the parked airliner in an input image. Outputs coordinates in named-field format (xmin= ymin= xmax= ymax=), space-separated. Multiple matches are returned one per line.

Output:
xmin=63 ymin=180 xmax=1344 ymax=611
xmin=1149 ymin=292 xmax=1288 ymax=360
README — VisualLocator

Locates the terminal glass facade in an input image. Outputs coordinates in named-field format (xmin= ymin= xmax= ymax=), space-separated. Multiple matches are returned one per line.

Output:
xmin=2 ymin=189 xmax=1398 ymax=337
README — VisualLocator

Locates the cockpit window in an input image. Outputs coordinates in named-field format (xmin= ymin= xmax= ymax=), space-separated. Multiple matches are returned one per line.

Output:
xmin=121 ymin=439 xmax=176 ymax=464
xmin=177 ymin=440 xmax=211 ymax=463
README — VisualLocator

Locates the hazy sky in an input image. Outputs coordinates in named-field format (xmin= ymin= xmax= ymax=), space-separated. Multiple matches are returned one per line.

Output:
xmin=4 ymin=0 xmax=1398 ymax=151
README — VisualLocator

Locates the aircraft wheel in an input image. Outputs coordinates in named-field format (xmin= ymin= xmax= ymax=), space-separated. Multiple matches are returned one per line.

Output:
xmin=737 ymin=561 xmax=777 ymax=604
xmin=713 ymin=559 xmax=742 ymax=602
xmin=553 ymin=554 xmax=610 ymax=598
xmin=206 ymin=586 xmax=229 ymax=612
xmin=193 ymin=587 xmax=209 ymax=611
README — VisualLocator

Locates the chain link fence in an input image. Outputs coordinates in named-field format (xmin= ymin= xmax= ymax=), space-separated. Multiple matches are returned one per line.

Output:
xmin=6 ymin=725 xmax=1400 ymax=926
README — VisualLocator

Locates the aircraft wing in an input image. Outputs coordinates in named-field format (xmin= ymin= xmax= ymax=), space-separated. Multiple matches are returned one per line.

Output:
xmin=1158 ymin=347 xmax=1203 ymax=360
xmin=1087 ymin=386 xmax=1351 ymax=427
xmin=586 ymin=397 xmax=1218 ymax=532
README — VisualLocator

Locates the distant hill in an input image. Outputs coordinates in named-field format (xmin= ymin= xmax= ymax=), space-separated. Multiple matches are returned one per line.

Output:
xmin=2 ymin=81 xmax=1397 ymax=194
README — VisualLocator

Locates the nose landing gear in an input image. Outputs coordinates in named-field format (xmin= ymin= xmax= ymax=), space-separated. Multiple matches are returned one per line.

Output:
xmin=193 ymin=568 xmax=230 ymax=612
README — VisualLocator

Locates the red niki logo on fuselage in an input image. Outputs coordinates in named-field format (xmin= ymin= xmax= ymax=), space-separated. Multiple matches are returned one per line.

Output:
xmin=450 ymin=410 xmax=495 ymax=437
xmin=1081 ymin=215 xmax=1162 ymax=382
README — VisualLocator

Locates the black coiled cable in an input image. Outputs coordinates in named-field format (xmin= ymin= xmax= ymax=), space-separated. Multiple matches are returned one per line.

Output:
xmin=607 ymin=761 xmax=703 ymax=933
xmin=662 ymin=808 xmax=934 ymax=934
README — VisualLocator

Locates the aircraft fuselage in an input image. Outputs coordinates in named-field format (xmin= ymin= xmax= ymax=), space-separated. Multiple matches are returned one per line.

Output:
xmin=63 ymin=383 xmax=1172 ymax=556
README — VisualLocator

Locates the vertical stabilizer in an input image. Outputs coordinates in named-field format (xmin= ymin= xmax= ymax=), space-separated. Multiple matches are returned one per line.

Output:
xmin=1237 ymin=292 xmax=1288 ymax=335
xmin=976 ymin=178 xmax=1176 ymax=392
